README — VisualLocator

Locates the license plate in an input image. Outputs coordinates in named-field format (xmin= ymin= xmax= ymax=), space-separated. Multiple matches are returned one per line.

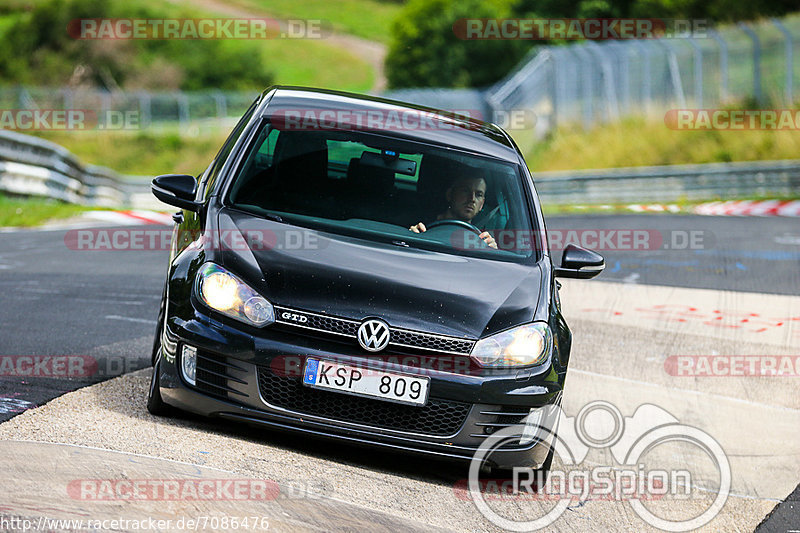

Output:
xmin=302 ymin=358 xmax=430 ymax=406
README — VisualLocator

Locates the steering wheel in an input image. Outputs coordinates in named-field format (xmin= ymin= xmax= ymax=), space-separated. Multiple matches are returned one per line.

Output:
xmin=426 ymin=219 xmax=482 ymax=235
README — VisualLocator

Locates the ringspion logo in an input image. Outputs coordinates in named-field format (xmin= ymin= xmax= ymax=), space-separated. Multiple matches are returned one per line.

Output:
xmin=465 ymin=401 xmax=730 ymax=531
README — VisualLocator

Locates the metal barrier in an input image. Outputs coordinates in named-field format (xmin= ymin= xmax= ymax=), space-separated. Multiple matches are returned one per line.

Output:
xmin=0 ymin=130 xmax=128 ymax=206
xmin=534 ymin=159 xmax=800 ymax=204
xmin=1 ymin=129 xmax=798 ymax=209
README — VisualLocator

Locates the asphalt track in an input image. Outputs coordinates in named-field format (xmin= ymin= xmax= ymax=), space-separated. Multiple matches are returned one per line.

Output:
xmin=0 ymin=213 xmax=798 ymax=531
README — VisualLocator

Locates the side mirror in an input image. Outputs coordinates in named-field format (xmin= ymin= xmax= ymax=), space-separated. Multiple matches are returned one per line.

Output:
xmin=151 ymin=174 xmax=200 ymax=211
xmin=555 ymin=243 xmax=604 ymax=279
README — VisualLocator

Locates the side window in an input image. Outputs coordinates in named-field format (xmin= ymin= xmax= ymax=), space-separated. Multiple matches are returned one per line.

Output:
xmin=256 ymin=128 xmax=280 ymax=166
xmin=201 ymin=97 xmax=260 ymax=200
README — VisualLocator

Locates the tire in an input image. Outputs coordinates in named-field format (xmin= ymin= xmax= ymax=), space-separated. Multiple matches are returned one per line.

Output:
xmin=489 ymin=444 xmax=553 ymax=484
xmin=147 ymin=357 xmax=173 ymax=417
xmin=534 ymin=443 xmax=555 ymax=482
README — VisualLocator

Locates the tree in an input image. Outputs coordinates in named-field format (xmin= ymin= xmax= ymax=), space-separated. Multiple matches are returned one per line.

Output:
xmin=385 ymin=0 xmax=528 ymax=89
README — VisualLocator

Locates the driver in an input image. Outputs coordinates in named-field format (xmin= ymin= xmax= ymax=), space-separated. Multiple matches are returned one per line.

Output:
xmin=409 ymin=174 xmax=497 ymax=249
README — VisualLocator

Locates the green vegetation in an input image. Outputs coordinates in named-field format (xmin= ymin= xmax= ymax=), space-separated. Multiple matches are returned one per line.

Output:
xmin=0 ymin=192 xmax=107 ymax=227
xmin=264 ymin=39 xmax=373 ymax=92
xmin=0 ymin=0 xmax=374 ymax=93
xmin=386 ymin=0 xmax=526 ymax=88
xmin=29 ymin=108 xmax=800 ymax=178
xmin=0 ymin=0 xmax=271 ymax=90
xmin=32 ymin=129 xmax=232 ymax=176
xmin=232 ymin=0 xmax=403 ymax=43
xmin=512 ymin=0 xmax=795 ymax=23
xmin=525 ymin=116 xmax=800 ymax=172
xmin=387 ymin=0 xmax=799 ymax=89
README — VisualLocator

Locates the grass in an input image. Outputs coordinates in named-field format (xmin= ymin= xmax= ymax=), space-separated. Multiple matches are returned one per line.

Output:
xmin=129 ymin=0 xmax=377 ymax=91
xmin=32 ymin=129 xmax=232 ymax=177
xmin=0 ymin=193 xmax=108 ymax=227
xmin=29 ymin=108 xmax=800 ymax=179
xmin=226 ymin=0 xmax=401 ymax=43
xmin=524 ymin=116 xmax=800 ymax=172
xmin=263 ymin=38 xmax=374 ymax=92
xmin=0 ymin=0 xmax=375 ymax=94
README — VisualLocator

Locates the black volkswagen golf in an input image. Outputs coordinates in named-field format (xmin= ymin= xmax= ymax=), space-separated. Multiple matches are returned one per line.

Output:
xmin=147 ymin=86 xmax=604 ymax=472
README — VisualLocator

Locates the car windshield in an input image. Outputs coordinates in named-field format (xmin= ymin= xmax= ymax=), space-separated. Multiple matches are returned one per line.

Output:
xmin=226 ymin=121 xmax=538 ymax=261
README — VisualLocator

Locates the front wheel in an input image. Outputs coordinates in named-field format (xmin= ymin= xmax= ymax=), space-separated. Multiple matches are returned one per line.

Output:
xmin=147 ymin=356 xmax=172 ymax=416
xmin=489 ymin=444 xmax=554 ymax=485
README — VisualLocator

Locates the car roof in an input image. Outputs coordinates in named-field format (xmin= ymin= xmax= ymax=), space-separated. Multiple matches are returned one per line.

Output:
xmin=257 ymin=86 xmax=522 ymax=164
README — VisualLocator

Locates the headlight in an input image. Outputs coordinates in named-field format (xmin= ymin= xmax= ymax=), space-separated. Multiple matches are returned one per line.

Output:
xmin=470 ymin=322 xmax=552 ymax=367
xmin=195 ymin=263 xmax=275 ymax=327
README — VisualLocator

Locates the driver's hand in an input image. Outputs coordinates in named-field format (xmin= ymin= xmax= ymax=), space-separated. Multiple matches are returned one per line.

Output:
xmin=409 ymin=222 xmax=427 ymax=233
xmin=479 ymin=231 xmax=497 ymax=249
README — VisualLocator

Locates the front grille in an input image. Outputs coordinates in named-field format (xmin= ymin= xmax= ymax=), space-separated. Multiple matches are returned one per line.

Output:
xmin=389 ymin=329 xmax=475 ymax=354
xmin=194 ymin=350 xmax=249 ymax=398
xmin=273 ymin=305 xmax=476 ymax=355
xmin=257 ymin=368 xmax=471 ymax=436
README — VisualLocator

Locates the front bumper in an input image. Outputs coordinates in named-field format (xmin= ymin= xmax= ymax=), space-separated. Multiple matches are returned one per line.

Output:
xmin=157 ymin=307 xmax=564 ymax=469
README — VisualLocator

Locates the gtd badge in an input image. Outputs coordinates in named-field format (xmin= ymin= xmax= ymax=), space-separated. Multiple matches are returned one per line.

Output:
xmin=281 ymin=311 xmax=308 ymax=324
xmin=357 ymin=319 xmax=390 ymax=352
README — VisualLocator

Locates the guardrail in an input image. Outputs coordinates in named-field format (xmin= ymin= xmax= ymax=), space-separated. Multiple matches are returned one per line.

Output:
xmin=1 ymin=128 xmax=798 ymax=208
xmin=0 ymin=130 xmax=128 ymax=206
xmin=534 ymin=159 xmax=800 ymax=204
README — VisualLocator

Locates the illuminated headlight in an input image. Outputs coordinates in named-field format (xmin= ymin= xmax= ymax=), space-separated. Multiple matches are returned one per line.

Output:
xmin=470 ymin=322 xmax=552 ymax=367
xmin=181 ymin=345 xmax=197 ymax=386
xmin=195 ymin=263 xmax=275 ymax=327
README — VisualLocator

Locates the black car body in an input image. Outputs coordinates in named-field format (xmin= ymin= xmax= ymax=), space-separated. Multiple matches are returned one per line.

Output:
xmin=148 ymin=86 xmax=604 ymax=470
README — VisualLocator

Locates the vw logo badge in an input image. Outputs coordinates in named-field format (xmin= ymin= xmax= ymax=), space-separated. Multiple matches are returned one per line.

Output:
xmin=357 ymin=319 xmax=390 ymax=352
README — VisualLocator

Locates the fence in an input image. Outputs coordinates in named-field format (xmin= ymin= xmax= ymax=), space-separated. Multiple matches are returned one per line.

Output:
xmin=0 ymin=87 xmax=258 ymax=131
xmin=534 ymin=159 xmax=800 ymax=204
xmin=486 ymin=15 xmax=800 ymax=140
xmin=3 ymin=14 xmax=798 ymax=140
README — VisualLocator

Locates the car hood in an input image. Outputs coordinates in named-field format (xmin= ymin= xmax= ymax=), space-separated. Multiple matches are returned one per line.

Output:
xmin=216 ymin=209 xmax=544 ymax=339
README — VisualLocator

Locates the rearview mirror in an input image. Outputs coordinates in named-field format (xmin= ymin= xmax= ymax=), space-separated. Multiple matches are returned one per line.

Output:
xmin=360 ymin=151 xmax=417 ymax=176
xmin=151 ymin=174 xmax=200 ymax=211
xmin=555 ymin=243 xmax=604 ymax=279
